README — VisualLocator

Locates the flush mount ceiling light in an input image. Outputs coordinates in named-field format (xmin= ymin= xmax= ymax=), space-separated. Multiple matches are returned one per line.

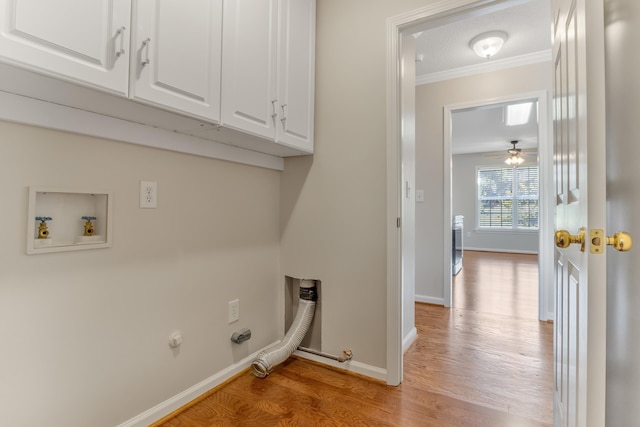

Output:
xmin=505 ymin=140 xmax=525 ymax=166
xmin=470 ymin=31 xmax=508 ymax=59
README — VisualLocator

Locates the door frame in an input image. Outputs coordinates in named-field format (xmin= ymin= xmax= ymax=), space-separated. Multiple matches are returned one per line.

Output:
xmin=385 ymin=0 xmax=547 ymax=386
xmin=443 ymin=91 xmax=554 ymax=321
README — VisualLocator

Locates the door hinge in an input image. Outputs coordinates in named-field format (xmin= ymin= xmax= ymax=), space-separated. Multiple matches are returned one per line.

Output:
xmin=397 ymin=217 xmax=401 ymax=228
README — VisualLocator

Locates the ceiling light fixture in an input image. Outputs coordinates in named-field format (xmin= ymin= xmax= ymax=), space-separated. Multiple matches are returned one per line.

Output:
xmin=504 ymin=140 xmax=525 ymax=166
xmin=469 ymin=31 xmax=508 ymax=59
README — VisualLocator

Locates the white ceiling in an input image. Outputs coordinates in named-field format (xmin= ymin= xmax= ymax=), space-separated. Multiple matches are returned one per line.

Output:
xmin=411 ymin=0 xmax=551 ymax=155
xmin=452 ymin=100 xmax=539 ymax=155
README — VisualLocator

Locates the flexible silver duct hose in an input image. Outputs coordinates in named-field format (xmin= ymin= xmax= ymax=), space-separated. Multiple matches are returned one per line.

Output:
xmin=252 ymin=282 xmax=317 ymax=378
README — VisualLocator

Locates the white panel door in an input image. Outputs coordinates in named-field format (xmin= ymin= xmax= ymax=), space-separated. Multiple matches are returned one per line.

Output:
xmin=131 ymin=0 xmax=222 ymax=122
xmin=552 ymin=0 xmax=607 ymax=425
xmin=0 ymin=0 xmax=131 ymax=95
xmin=221 ymin=0 xmax=278 ymax=140
xmin=276 ymin=0 xmax=314 ymax=152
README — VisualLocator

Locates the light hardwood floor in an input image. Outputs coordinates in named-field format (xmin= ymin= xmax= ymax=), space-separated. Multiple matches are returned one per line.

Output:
xmin=157 ymin=251 xmax=553 ymax=426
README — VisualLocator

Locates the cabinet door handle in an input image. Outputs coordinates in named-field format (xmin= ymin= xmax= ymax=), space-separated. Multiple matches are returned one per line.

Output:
xmin=271 ymin=100 xmax=278 ymax=120
xmin=141 ymin=38 xmax=151 ymax=67
xmin=115 ymin=26 xmax=126 ymax=58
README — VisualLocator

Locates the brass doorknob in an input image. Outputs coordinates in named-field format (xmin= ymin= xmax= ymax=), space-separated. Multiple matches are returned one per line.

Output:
xmin=606 ymin=231 xmax=633 ymax=252
xmin=555 ymin=228 xmax=586 ymax=251
xmin=588 ymin=229 xmax=634 ymax=254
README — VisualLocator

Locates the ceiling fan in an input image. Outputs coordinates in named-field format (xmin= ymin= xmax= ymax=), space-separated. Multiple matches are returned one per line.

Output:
xmin=482 ymin=139 xmax=537 ymax=164
xmin=505 ymin=140 xmax=525 ymax=165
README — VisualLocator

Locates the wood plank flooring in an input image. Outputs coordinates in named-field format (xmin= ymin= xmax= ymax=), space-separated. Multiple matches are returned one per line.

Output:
xmin=453 ymin=250 xmax=540 ymax=319
xmin=157 ymin=251 xmax=553 ymax=426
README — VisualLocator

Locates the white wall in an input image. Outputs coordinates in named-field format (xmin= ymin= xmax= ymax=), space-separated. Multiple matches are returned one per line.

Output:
xmin=280 ymin=0 xmax=433 ymax=371
xmin=0 ymin=121 xmax=281 ymax=427
xmin=452 ymin=152 xmax=539 ymax=253
xmin=415 ymin=61 xmax=552 ymax=302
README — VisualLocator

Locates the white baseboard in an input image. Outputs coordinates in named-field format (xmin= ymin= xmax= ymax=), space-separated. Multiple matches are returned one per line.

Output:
xmin=292 ymin=350 xmax=388 ymax=382
xmin=415 ymin=295 xmax=444 ymax=305
xmin=403 ymin=327 xmax=417 ymax=353
xmin=116 ymin=345 xmax=275 ymax=427
xmin=118 ymin=342 xmax=389 ymax=426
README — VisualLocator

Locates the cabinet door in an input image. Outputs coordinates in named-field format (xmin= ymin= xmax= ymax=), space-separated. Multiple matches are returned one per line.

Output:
xmin=0 ymin=0 xmax=131 ymax=95
xmin=277 ymin=0 xmax=315 ymax=152
xmin=131 ymin=0 xmax=222 ymax=122
xmin=221 ymin=0 xmax=278 ymax=139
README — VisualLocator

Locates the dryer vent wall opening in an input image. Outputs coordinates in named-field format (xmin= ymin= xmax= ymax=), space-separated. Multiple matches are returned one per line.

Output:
xmin=251 ymin=279 xmax=318 ymax=378
xmin=285 ymin=277 xmax=322 ymax=350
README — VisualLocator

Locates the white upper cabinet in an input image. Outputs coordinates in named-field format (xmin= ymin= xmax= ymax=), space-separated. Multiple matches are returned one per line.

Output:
xmin=221 ymin=0 xmax=278 ymax=140
xmin=221 ymin=0 xmax=315 ymax=152
xmin=0 ymin=0 xmax=131 ymax=95
xmin=130 ymin=0 xmax=222 ymax=122
xmin=0 ymin=0 xmax=314 ymax=157
xmin=276 ymin=0 xmax=315 ymax=152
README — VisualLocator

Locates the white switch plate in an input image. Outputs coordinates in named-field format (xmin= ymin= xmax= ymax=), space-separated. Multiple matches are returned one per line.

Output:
xmin=140 ymin=181 xmax=157 ymax=208
xmin=416 ymin=189 xmax=425 ymax=202
xmin=228 ymin=299 xmax=239 ymax=324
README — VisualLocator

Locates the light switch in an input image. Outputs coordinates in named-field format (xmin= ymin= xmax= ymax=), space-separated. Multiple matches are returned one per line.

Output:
xmin=416 ymin=190 xmax=425 ymax=202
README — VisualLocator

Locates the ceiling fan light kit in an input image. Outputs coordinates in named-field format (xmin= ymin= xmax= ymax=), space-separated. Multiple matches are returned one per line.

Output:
xmin=505 ymin=140 xmax=525 ymax=166
xmin=505 ymin=155 xmax=525 ymax=166
xmin=470 ymin=31 xmax=508 ymax=59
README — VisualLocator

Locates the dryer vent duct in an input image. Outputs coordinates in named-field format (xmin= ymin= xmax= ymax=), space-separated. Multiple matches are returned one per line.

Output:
xmin=251 ymin=279 xmax=317 ymax=378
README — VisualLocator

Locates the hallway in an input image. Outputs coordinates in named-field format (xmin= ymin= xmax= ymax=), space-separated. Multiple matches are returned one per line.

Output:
xmin=404 ymin=250 xmax=552 ymax=425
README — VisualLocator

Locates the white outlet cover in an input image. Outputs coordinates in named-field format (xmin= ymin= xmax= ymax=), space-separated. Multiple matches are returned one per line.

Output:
xmin=140 ymin=180 xmax=157 ymax=208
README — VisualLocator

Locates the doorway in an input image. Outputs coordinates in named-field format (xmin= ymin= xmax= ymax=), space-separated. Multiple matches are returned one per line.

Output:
xmin=386 ymin=0 xmax=554 ymax=386
xmin=445 ymin=96 xmax=549 ymax=320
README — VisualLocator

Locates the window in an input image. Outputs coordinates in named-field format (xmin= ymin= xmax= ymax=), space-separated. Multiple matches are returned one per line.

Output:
xmin=477 ymin=166 xmax=539 ymax=230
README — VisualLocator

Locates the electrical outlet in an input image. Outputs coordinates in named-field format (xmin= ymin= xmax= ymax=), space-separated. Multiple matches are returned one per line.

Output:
xmin=140 ymin=181 xmax=157 ymax=208
xmin=228 ymin=299 xmax=239 ymax=324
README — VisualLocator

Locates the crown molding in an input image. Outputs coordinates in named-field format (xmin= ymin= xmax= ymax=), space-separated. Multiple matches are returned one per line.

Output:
xmin=416 ymin=49 xmax=552 ymax=85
